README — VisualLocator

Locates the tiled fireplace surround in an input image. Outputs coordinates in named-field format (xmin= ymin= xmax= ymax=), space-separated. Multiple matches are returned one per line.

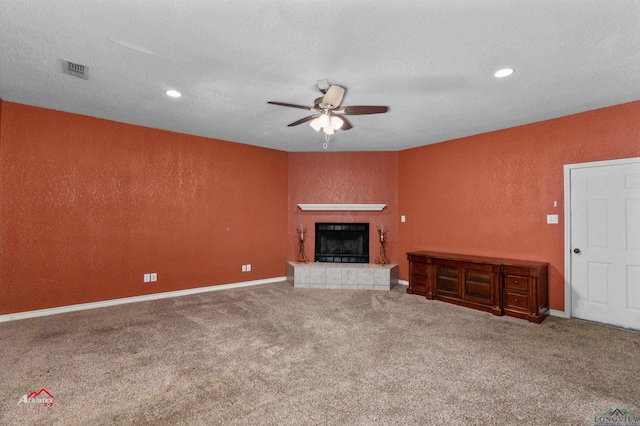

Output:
xmin=287 ymin=261 xmax=399 ymax=290
xmin=288 ymin=212 xmax=398 ymax=290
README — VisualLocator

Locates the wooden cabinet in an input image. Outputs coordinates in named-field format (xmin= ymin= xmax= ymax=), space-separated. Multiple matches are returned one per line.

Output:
xmin=407 ymin=252 xmax=429 ymax=297
xmin=502 ymin=262 xmax=549 ymax=323
xmin=406 ymin=251 xmax=549 ymax=323
xmin=432 ymin=257 xmax=502 ymax=316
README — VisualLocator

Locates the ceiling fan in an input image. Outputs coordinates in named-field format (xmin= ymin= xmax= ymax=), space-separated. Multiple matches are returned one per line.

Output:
xmin=268 ymin=81 xmax=389 ymax=136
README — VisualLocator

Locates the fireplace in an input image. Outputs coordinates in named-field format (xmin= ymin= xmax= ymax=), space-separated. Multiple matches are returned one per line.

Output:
xmin=314 ymin=223 xmax=369 ymax=263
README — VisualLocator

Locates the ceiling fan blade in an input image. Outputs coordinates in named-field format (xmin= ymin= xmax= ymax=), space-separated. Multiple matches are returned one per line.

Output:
xmin=322 ymin=85 xmax=345 ymax=108
xmin=338 ymin=116 xmax=353 ymax=130
xmin=287 ymin=115 xmax=317 ymax=127
xmin=341 ymin=105 xmax=389 ymax=115
xmin=268 ymin=101 xmax=315 ymax=111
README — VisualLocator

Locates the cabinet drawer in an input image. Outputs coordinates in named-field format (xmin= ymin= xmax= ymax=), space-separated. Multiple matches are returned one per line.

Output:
xmin=413 ymin=262 xmax=428 ymax=275
xmin=412 ymin=274 xmax=428 ymax=293
xmin=505 ymin=292 xmax=528 ymax=310
xmin=505 ymin=274 xmax=528 ymax=290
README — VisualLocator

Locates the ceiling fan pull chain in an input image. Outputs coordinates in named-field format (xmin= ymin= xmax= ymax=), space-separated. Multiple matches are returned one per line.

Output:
xmin=324 ymin=133 xmax=332 ymax=149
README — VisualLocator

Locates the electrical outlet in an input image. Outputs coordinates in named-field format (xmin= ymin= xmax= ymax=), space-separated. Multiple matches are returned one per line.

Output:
xmin=150 ymin=273 xmax=157 ymax=282
xmin=401 ymin=215 xmax=406 ymax=222
xmin=144 ymin=273 xmax=151 ymax=283
xmin=242 ymin=265 xmax=247 ymax=272
xmin=246 ymin=264 xmax=251 ymax=272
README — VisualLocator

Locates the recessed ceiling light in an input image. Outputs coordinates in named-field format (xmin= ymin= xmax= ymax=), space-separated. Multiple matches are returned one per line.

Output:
xmin=494 ymin=68 xmax=515 ymax=78
xmin=165 ymin=90 xmax=182 ymax=98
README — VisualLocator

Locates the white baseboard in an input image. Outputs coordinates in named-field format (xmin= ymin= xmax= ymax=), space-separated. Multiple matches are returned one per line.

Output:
xmin=397 ymin=279 xmax=409 ymax=286
xmin=549 ymin=309 xmax=568 ymax=318
xmin=0 ymin=277 xmax=286 ymax=323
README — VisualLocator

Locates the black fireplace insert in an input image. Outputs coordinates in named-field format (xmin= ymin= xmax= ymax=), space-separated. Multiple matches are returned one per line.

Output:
xmin=314 ymin=223 xmax=369 ymax=263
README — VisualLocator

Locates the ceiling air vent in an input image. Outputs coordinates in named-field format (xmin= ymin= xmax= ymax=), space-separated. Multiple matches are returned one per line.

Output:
xmin=61 ymin=59 xmax=89 ymax=80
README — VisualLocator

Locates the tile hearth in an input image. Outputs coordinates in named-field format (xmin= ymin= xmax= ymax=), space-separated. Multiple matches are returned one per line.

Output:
xmin=286 ymin=261 xmax=399 ymax=290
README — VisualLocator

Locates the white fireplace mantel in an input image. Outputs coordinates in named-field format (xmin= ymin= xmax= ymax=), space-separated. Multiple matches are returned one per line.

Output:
xmin=297 ymin=203 xmax=386 ymax=211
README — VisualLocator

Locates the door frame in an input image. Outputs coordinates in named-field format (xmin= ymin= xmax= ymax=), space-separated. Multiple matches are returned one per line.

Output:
xmin=563 ymin=156 xmax=640 ymax=319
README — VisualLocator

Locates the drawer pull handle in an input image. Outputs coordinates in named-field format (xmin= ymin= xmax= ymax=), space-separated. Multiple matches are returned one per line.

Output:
xmin=515 ymin=280 xmax=519 ymax=284
xmin=515 ymin=298 xmax=519 ymax=302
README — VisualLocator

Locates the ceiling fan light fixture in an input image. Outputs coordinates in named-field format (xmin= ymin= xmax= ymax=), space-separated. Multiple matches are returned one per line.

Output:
xmin=318 ymin=113 xmax=331 ymax=128
xmin=331 ymin=116 xmax=344 ymax=130
xmin=309 ymin=117 xmax=322 ymax=132
xmin=268 ymin=82 xmax=389 ymax=147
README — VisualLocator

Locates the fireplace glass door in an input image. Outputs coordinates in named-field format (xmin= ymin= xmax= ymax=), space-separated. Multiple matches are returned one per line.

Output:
xmin=314 ymin=223 xmax=369 ymax=263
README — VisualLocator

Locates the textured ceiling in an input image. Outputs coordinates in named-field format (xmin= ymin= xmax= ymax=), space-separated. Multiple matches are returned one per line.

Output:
xmin=1 ymin=1 xmax=640 ymax=152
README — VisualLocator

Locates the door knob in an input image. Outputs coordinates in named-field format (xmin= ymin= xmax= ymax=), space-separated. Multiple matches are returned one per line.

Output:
xmin=573 ymin=248 xmax=581 ymax=254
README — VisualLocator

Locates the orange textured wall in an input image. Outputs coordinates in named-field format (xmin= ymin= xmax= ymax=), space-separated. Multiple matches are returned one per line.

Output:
xmin=3 ymin=99 xmax=639 ymax=316
xmin=0 ymin=102 xmax=289 ymax=315
xmin=398 ymin=101 xmax=640 ymax=311
xmin=288 ymin=152 xmax=398 ymax=264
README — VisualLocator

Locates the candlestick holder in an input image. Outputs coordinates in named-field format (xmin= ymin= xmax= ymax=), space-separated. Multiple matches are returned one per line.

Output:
xmin=296 ymin=224 xmax=309 ymax=263
xmin=375 ymin=225 xmax=390 ymax=266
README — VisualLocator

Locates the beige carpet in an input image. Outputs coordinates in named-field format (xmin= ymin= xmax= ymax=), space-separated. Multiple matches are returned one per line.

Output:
xmin=0 ymin=281 xmax=638 ymax=425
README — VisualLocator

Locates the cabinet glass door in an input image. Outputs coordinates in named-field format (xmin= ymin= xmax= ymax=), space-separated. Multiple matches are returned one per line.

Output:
xmin=464 ymin=270 xmax=491 ymax=302
xmin=436 ymin=267 xmax=459 ymax=295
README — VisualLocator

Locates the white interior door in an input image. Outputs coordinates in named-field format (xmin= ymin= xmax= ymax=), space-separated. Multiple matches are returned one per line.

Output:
xmin=570 ymin=159 xmax=640 ymax=330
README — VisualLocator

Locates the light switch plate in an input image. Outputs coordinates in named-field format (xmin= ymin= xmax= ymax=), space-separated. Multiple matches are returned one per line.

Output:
xmin=150 ymin=273 xmax=157 ymax=282
xmin=547 ymin=214 xmax=559 ymax=224
xmin=144 ymin=273 xmax=151 ymax=283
